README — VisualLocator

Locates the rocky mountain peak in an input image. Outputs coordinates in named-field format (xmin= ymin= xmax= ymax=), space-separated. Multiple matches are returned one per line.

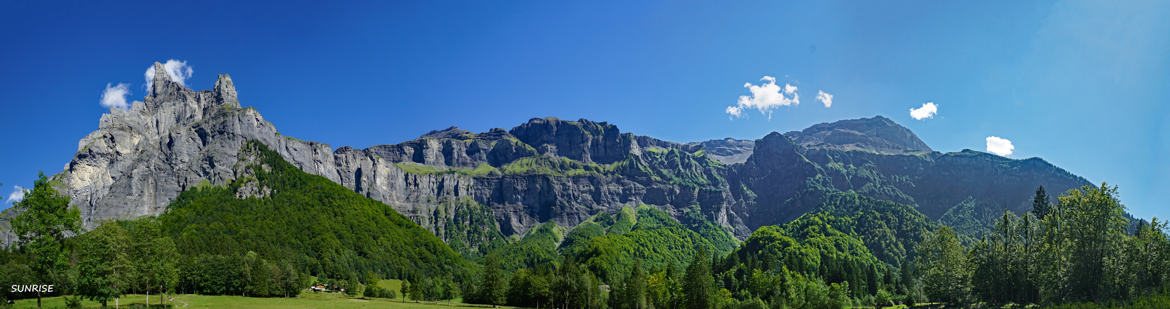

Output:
xmin=147 ymin=62 xmax=188 ymax=103
xmin=511 ymin=117 xmax=618 ymax=138
xmin=477 ymin=128 xmax=513 ymax=140
xmin=214 ymin=74 xmax=238 ymax=106
xmin=421 ymin=126 xmax=473 ymax=139
xmin=509 ymin=117 xmax=633 ymax=164
xmin=29 ymin=66 xmax=333 ymax=231
xmin=784 ymin=115 xmax=932 ymax=154
xmin=151 ymin=61 xmax=168 ymax=80
xmin=752 ymin=132 xmax=802 ymax=158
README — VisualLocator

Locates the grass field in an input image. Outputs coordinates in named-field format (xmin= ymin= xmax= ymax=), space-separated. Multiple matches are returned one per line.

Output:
xmin=373 ymin=278 xmax=464 ymax=303
xmin=377 ymin=278 xmax=404 ymax=294
xmin=11 ymin=291 xmax=507 ymax=309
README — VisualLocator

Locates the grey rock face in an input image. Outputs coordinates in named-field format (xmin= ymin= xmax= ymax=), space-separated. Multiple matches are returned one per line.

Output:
xmin=50 ymin=63 xmax=340 ymax=229
xmin=509 ymin=117 xmax=638 ymax=164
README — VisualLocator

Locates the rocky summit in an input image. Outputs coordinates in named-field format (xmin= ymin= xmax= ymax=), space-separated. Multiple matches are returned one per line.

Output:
xmin=784 ymin=115 xmax=933 ymax=154
xmin=0 ymin=66 xmax=1092 ymax=245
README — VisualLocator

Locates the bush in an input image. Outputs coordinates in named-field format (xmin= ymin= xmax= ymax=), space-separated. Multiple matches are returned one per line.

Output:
xmin=364 ymin=285 xmax=397 ymax=299
xmin=344 ymin=282 xmax=363 ymax=297
xmin=64 ymin=295 xmax=83 ymax=308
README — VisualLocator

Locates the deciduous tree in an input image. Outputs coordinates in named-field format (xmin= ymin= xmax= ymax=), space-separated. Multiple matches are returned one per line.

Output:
xmin=11 ymin=172 xmax=81 ymax=308
xmin=75 ymin=223 xmax=130 ymax=307
xmin=914 ymin=226 xmax=969 ymax=305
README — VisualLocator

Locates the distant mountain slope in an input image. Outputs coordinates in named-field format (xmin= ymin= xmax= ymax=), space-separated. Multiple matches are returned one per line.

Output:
xmin=0 ymin=64 xmax=1097 ymax=246
xmin=802 ymin=147 xmax=1090 ymax=219
xmin=784 ymin=115 xmax=933 ymax=154
xmin=733 ymin=129 xmax=1090 ymax=236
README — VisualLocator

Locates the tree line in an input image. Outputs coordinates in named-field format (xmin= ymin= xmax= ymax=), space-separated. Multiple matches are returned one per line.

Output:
xmin=915 ymin=184 xmax=1170 ymax=307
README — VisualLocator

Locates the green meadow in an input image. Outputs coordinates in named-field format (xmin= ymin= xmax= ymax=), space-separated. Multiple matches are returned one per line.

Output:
xmin=11 ymin=292 xmax=505 ymax=309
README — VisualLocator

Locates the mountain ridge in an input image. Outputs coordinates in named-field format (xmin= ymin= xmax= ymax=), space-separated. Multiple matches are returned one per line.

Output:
xmin=0 ymin=65 xmax=1093 ymax=246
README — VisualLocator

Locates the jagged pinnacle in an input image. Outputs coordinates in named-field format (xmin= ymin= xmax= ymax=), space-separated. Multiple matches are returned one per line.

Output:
xmin=215 ymin=74 xmax=239 ymax=106
xmin=148 ymin=61 xmax=182 ymax=100
xmin=151 ymin=62 xmax=169 ymax=81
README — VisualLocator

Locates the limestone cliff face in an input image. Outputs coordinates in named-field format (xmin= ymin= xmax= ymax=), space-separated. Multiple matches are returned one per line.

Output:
xmin=0 ymin=66 xmax=1096 ymax=245
xmin=328 ymin=118 xmax=737 ymax=237
xmin=55 ymin=62 xmax=338 ymax=229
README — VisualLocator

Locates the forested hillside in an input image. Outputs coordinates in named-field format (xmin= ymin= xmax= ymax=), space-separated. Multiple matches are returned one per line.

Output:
xmin=159 ymin=141 xmax=469 ymax=281
xmin=458 ymin=183 xmax=1170 ymax=309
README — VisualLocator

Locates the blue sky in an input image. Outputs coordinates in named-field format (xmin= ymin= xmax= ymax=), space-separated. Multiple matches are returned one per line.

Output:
xmin=1 ymin=1 xmax=1167 ymax=220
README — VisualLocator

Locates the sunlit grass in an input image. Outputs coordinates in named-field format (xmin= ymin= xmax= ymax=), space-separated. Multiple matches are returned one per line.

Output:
xmin=12 ymin=292 xmax=509 ymax=309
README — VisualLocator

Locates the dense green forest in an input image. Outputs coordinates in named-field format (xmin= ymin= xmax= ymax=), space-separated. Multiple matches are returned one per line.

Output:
xmin=2 ymin=142 xmax=470 ymax=307
xmin=159 ymin=142 xmax=468 ymax=282
xmin=2 ymin=141 xmax=1168 ymax=308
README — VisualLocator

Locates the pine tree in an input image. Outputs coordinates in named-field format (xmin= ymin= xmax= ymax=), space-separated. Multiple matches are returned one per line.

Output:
xmin=683 ymin=248 xmax=715 ymax=309
xmin=622 ymin=261 xmax=648 ymax=309
xmin=1032 ymin=186 xmax=1050 ymax=218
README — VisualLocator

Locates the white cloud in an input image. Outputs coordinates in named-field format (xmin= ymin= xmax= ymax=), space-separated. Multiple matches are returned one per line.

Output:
xmin=727 ymin=76 xmax=800 ymax=119
xmin=145 ymin=59 xmax=194 ymax=92
xmin=986 ymin=136 xmax=1015 ymax=156
xmin=725 ymin=106 xmax=743 ymax=117
xmin=6 ymin=186 xmax=29 ymax=204
xmin=909 ymin=102 xmax=938 ymax=120
xmin=100 ymin=83 xmax=132 ymax=110
xmin=816 ymin=90 xmax=833 ymax=108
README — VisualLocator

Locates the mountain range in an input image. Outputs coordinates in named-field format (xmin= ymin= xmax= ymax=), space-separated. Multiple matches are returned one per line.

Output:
xmin=0 ymin=63 xmax=1092 ymax=247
